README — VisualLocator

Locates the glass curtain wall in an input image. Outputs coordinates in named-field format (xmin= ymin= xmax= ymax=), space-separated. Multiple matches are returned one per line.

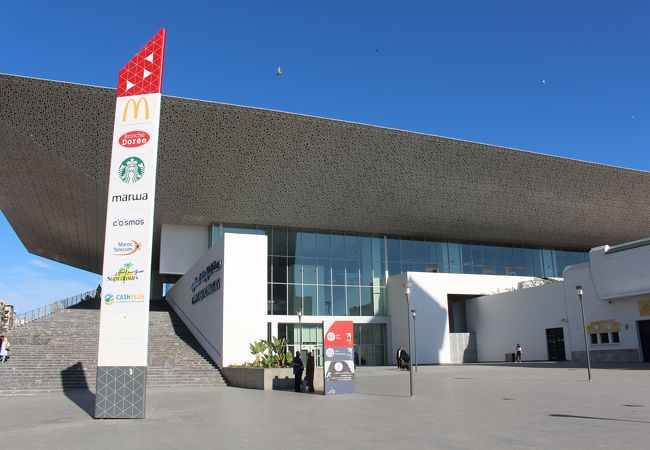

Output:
xmin=278 ymin=323 xmax=386 ymax=366
xmin=211 ymin=224 xmax=589 ymax=317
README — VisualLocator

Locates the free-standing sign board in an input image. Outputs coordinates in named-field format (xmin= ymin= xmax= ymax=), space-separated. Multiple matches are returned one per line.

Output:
xmin=323 ymin=320 xmax=355 ymax=395
xmin=95 ymin=29 xmax=166 ymax=419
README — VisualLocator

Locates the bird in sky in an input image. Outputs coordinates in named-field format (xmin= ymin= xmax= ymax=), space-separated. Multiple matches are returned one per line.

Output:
xmin=276 ymin=66 xmax=283 ymax=76
xmin=542 ymin=79 xmax=547 ymax=85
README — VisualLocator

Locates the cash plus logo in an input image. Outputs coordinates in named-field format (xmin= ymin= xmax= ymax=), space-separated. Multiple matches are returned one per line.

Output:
xmin=118 ymin=156 xmax=145 ymax=184
xmin=104 ymin=294 xmax=115 ymax=306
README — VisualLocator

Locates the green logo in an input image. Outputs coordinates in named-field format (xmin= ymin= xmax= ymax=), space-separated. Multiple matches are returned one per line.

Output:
xmin=118 ymin=156 xmax=145 ymax=184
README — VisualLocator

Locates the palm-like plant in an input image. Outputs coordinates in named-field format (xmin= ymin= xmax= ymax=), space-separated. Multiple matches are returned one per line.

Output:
xmin=249 ymin=340 xmax=268 ymax=367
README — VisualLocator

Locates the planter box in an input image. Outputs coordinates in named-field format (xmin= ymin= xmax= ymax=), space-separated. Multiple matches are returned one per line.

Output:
xmin=221 ymin=367 xmax=323 ymax=391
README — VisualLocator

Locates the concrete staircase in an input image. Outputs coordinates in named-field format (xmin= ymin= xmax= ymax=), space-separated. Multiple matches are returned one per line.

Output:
xmin=0 ymin=298 xmax=226 ymax=395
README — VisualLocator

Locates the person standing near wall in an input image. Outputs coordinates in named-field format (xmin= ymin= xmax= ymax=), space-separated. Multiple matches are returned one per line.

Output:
xmin=293 ymin=351 xmax=304 ymax=392
xmin=515 ymin=343 xmax=523 ymax=363
xmin=305 ymin=351 xmax=315 ymax=392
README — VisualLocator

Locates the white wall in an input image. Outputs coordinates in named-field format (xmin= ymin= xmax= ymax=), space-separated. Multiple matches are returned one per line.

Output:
xmin=463 ymin=238 xmax=650 ymax=363
xmin=466 ymin=282 xmax=567 ymax=362
xmin=563 ymin=264 xmax=644 ymax=358
xmin=387 ymin=272 xmax=534 ymax=364
xmin=166 ymin=233 xmax=267 ymax=367
xmin=221 ymin=233 xmax=268 ymax=367
xmin=159 ymin=224 xmax=209 ymax=275
xmin=588 ymin=241 xmax=650 ymax=301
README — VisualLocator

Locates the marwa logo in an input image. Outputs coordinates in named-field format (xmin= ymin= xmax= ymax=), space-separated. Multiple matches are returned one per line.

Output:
xmin=118 ymin=157 xmax=145 ymax=184
xmin=107 ymin=262 xmax=144 ymax=283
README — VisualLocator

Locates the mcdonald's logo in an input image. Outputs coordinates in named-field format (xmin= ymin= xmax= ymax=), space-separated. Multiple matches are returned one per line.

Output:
xmin=121 ymin=97 xmax=150 ymax=124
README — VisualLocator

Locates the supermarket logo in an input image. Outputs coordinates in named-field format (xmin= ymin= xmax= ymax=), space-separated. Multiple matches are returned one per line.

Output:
xmin=107 ymin=262 xmax=144 ymax=283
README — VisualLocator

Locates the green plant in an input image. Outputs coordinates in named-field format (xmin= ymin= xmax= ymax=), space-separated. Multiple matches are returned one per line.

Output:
xmin=260 ymin=337 xmax=292 ymax=368
xmin=249 ymin=340 xmax=268 ymax=367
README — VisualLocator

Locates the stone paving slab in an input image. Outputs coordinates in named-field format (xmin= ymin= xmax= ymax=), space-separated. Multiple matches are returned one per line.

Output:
xmin=1 ymin=362 xmax=649 ymax=450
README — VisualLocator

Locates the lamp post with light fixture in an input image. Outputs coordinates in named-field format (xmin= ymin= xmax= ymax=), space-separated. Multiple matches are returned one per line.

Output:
xmin=411 ymin=309 xmax=417 ymax=372
xmin=404 ymin=281 xmax=414 ymax=396
xmin=576 ymin=285 xmax=591 ymax=381
xmin=297 ymin=307 xmax=303 ymax=352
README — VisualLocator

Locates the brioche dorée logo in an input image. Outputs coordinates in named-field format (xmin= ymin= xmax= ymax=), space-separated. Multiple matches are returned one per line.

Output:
xmin=119 ymin=131 xmax=150 ymax=148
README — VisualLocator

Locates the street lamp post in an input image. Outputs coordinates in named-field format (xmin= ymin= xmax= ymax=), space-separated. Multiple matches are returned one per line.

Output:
xmin=404 ymin=281 xmax=414 ymax=397
xmin=576 ymin=285 xmax=592 ymax=381
xmin=411 ymin=309 xmax=417 ymax=372
xmin=297 ymin=307 xmax=303 ymax=353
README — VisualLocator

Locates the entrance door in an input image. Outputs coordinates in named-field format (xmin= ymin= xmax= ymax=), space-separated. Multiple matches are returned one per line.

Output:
xmin=638 ymin=320 xmax=650 ymax=362
xmin=546 ymin=327 xmax=566 ymax=361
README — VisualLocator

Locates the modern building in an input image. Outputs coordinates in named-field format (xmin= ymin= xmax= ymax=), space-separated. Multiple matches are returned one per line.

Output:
xmin=1 ymin=74 xmax=650 ymax=367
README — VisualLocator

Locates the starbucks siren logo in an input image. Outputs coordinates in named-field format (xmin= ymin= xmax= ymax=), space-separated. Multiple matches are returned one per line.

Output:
xmin=118 ymin=156 xmax=145 ymax=184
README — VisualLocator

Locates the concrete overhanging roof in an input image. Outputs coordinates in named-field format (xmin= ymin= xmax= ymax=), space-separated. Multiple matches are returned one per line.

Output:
xmin=1 ymin=74 xmax=649 ymax=274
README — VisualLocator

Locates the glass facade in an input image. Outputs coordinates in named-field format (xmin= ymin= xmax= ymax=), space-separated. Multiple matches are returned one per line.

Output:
xmin=211 ymin=224 xmax=589 ymax=317
xmin=278 ymin=323 xmax=386 ymax=366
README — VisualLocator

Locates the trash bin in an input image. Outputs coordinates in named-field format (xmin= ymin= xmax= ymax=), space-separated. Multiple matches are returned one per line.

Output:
xmin=505 ymin=352 xmax=515 ymax=362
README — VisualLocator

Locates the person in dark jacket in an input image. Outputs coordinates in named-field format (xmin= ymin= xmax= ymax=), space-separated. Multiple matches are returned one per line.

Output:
xmin=292 ymin=351 xmax=304 ymax=392
xmin=305 ymin=351 xmax=315 ymax=392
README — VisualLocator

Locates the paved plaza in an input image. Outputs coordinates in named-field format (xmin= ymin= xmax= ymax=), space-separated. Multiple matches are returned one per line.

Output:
xmin=2 ymin=362 xmax=649 ymax=449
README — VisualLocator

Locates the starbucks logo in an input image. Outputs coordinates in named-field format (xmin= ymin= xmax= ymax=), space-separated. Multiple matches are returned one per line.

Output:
xmin=118 ymin=156 xmax=145 ymax=184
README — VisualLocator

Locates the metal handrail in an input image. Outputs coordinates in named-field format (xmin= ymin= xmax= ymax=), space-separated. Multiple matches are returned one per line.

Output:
xmin=12 ymin=289 xmax=99 ymax=329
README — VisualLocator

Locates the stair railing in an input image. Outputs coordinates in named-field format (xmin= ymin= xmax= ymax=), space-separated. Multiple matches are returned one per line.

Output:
xmin=12 ymin=289 xmax=99 ymax=329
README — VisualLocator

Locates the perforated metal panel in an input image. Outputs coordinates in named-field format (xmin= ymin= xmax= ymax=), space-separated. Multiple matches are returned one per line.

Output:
xmin=1 ymin=74 xmax=649 ymax=274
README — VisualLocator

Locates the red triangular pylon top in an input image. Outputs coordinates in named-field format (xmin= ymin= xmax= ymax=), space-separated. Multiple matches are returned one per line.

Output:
xmin=117 ymin=28 xmax=166 ymax=97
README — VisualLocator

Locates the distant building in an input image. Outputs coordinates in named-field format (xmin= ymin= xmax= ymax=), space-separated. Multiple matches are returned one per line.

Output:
xmin=0 ymin=300 xmax=15 ymax=332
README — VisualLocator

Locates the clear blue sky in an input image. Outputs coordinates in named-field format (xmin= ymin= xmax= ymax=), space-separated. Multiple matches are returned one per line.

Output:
xmin=1 ymin=1 xmax=648 ymax=313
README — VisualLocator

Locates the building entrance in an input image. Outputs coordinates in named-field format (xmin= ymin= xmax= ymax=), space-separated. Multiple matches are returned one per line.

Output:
xmin=638 ymin=320 xmax=650 ymax=362
xmin=545 ymin=327 xmax=566 ymax=361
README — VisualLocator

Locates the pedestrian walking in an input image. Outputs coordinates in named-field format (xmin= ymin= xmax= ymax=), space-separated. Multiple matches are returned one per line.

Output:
xmin=515 ymin=343 xmax=523 ymax=363
xmin=0 ymin=335 xmax=9 ymax=363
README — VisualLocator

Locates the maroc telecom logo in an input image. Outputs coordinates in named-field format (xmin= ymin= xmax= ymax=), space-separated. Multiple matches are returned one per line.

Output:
xmin=112 ymin=240 xmax=142 ymax=256
xmin=118 ymin=157 xmax=145 ymax=184
xmin=121 ymin=97 xmax=150 ymax=124
xmin=104 ymin=294 xmax=115 ymax=305
xmin=119 ymin=131 xmax=150 ymax=148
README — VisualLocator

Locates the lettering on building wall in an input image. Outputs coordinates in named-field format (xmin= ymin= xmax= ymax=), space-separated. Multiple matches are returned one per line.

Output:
xmin=191 ymin=260 xmax=223 ymax=292
xmin=190 ymin=259 xmax=223 ymax=305
xmin=191 ymin=279 xmax=221 ymax=304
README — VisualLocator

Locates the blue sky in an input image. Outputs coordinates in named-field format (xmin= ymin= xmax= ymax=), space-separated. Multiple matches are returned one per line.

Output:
xmin=1 ymin=1 xmax=648 ymax=313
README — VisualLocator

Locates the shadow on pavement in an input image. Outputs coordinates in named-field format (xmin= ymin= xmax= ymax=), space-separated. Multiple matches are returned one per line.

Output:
xmin=550 ymin=413 xmax=650 ymax=424
xmin=470 ymin=361 xmax=650 ymax=371
xmin=61 ymin=361 xmax=95 ymax=418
